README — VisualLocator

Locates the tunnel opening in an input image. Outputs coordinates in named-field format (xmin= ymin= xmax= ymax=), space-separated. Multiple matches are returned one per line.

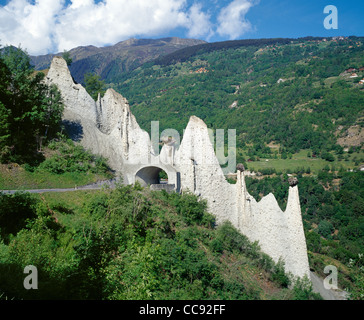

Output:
xmin=158 ymin=170 xmax=168 ymax=184
xmin=135 ymin=166 xmax=169 ymax=187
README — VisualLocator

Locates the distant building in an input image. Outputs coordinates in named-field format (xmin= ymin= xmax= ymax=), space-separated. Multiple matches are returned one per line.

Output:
xmin=190 ymin=67 xmax=208 ymax=74
xmin=197 ymin=67 xmax=208 ymax=73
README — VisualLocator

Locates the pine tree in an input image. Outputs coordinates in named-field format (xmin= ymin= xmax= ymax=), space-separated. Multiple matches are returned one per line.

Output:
xmin=62 ymin=50 xmax=73 ymax=66
xmin=0 ymin=46 xmax=64 ymax=163
xmin=0 ymin=56 xmax=12 ymax=161
xmin=84 ymin=72 xmax=106 ymax=100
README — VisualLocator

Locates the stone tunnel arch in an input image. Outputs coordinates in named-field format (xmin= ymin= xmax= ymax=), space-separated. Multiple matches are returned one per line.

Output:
xmin=135 ymin=166 xmax=167 ymax=187
xmin=134 ymin=164 xmax=180 ymax=192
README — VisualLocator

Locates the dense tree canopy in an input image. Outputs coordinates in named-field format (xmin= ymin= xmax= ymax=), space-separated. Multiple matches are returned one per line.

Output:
xmin=0 ymin=46 xmax=64 ymax=163
xmin=0 ymin=185 xmax=319 ymax=300
xmin=113 ymin=37 xmax=364 ymax=159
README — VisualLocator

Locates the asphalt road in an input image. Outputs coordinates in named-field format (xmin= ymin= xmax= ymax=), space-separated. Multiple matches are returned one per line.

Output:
xmin=310 ymin=271 xmax=348 ymax=300
xmin=0 ymin=178 xmax=120 ymax=195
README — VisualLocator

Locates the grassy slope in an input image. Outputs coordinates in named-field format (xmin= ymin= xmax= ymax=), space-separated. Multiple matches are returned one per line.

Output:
xmin=0 ymin=163 xmax=107 ymax=190
xmin=0 ymin=138 xmax=113 ymax=190
xmin=246 ymin=149 xmax=364 ymax=174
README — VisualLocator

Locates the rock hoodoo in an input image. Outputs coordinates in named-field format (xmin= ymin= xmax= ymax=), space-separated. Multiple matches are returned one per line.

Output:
xmin=289 ymin=176 xmax=299 ymax=187
xmin=236 ymin=163 xmax=245 ymax=172
xmin=46 ymin=57 xmax=311 ymax=279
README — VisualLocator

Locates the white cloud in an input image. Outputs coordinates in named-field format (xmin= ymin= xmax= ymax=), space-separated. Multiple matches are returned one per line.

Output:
xmin=0 ymin=0 xmax=64 ymax=54
xmin=0 ymin=0 xmax=214 ymax=55
xmin=185 ymin=3 xmax=213 ymax=40
xmin=0 ymin=0 xmax=259 ymax=55
xmin=55 ymin=0 xmax=190 ymax=51
xmin=217 ymin=0 xmax=259 ymax=39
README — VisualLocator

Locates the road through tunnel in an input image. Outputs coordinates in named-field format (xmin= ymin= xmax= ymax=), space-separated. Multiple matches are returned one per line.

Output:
xmin=134 ymin=165 xmax=179 ymax=192
xmin=135 ymin=166 xmax=168 ymax=187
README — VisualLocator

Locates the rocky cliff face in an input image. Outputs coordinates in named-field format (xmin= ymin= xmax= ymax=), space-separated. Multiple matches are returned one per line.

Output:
xmin=47 ymin=56 xmax=310 ymax=279
xmin=46 ymin=56 xmax=151 ymax=173
xmin=173 ymin=115 xmax=310 ymax=278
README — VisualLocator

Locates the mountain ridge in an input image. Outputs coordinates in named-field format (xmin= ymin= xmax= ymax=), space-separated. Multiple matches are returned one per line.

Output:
xmin=30 ymin=37 xmax=206 ymax=83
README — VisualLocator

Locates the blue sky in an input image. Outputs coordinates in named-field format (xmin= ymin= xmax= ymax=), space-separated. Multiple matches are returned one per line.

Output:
xmin=0 ymin=0 xmax=363 ymax=55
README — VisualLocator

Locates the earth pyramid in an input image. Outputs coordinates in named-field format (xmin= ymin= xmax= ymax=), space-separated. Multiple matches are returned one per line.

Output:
xmin=46 ymin=56 xmax=311 ymax=279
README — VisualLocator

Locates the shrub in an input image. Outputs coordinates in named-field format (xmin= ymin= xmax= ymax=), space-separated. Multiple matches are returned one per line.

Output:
xmin=214 ymin=221 xmax=259 ymax=257
xmin=173 ymin=192 xmax=208 ymax=226
xmin=321 ymin=152 xmax=335 ymax=162
xmin=318 ymin=220 xmax=334 ymax=239
xmin=271 ymin=259 xmax=291 ymax=288
xmin=292 ymin=276 xmax=322 ymax=300
xmin=0 ymin=192 xmax=37 ymax=242
xmin=38 ymin=139 xmax=111 ymax=176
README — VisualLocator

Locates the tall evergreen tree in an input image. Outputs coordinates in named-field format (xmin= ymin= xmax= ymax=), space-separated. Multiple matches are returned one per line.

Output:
xmin=0 ymin=57 xmax=12 ymax=161
xmin=0 ymin=46 xmax=64 ymax=163
xmin=62 ymin=50 xmax=73 ymax=66
xmin=84 ymin=72 xmax=106 ymax=101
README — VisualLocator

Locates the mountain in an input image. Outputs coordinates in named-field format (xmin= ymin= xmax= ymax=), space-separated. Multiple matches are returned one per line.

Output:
xmin=110 ymin=36 xmax=364 ymax=163
xmin=30 ymin=37 xmax=206 ymax=83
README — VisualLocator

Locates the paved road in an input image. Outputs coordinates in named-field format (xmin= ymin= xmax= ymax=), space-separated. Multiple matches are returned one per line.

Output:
xmin=310 ymin=271 xmax=348 ymax=300
xmin=0 ymin=178 xmax=120 ymax=195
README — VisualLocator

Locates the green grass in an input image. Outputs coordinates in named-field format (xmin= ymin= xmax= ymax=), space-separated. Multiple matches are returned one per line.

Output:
xmin=39 ymin=189 xmax=102 ymax=207
xmin=246 ymin=149 xmax=363 ymax=174
xmin=0 ymin=164 xmax=108 ymax=190
xmin=324 ymin=76 xmax=340 ymax=87
xmin=0 ymin=137 xmax=114 ymax=190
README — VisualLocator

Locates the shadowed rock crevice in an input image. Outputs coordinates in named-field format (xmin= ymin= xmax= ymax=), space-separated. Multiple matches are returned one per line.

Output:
xmin=62 ymin=119 xmax=84 ymax=142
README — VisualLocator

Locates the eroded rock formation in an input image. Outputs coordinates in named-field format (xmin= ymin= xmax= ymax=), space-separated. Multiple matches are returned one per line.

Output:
xmin=46 ymin=57 xmax=310 ymax=279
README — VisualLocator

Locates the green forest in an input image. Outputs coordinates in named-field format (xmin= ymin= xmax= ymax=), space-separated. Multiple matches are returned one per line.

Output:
xmin=0 ymin=46 xmax=64 ymax=165
xmin=0 ymin=38 xmax=363 ymax=300
xmin=111 ymin=36 xmax=364 ymax=166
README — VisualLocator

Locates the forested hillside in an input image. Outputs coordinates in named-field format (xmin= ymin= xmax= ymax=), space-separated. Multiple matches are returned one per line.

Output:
xmin=0 ymin=185 xmax=320 ymax=300
xmin=111 ymin=36 xmax=364 ymax=167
